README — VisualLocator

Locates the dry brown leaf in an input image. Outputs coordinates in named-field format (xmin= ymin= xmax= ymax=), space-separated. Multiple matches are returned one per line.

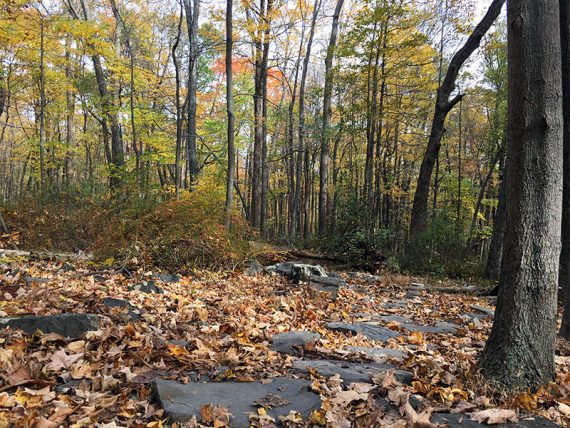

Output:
xmin=470 ymin=409 xmax=518 ymax=425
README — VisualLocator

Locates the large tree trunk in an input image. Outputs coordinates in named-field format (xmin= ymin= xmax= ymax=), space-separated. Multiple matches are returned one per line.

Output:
xmin=409 ymin=0 xmax=506 ymax=237
xmin=318 ymin=0 xmax=345 ymax=236
xmin=480 ymin=0 xmax=563 ymax=390
xmin=559 ymin=0 xmax=570 ymax=339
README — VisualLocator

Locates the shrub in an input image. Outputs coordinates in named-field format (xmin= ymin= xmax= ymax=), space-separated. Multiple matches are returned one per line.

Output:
xmin=2 ymin=190 xmax=251 ymax=272
xmin=400 ymin=218 xmax=476 ymax=277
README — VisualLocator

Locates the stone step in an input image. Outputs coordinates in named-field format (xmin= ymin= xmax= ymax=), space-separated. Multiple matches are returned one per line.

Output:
xmin=291 ymin=359 xmax=413 ymax=385
xmin=152 ymin=377 xmax=321 ymax=427
xmin=0 ymin=313 xmax=100 ymax=338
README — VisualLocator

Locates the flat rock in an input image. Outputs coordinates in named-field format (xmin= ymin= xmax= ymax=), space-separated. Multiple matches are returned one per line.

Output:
xmin=23 ymin=276 xmax=50 ymax=284
xmin=102 ymin=297 xmax=141 ymax=320
xmin=399 ymin=321 xmax=460 ymax=334
xmin=326 ymin=322 xmax=401 ymax=342
xmin=309 ymin=283 xmax=339 ymax=300
xmin=152 ymin=377 xmax=321 ymax=427
xmin=431 ymin=413 xmax=560 ymax=428
xmin=129 ymin=281 xmax=164 ymax=295
xmin=0 ymin=313 xmax=100 ymax=338
xmin=346 ymin=346 xmax=406 ymax=361
xmin=470 ymin=304 xmax=495 ymax=317
xmin=309 ymin=275 xmax=345 ymax=287
xmin=292 ymin=359 xmax=413 ymax=385
xmin=381 ymin=300 xmax=408 ymax=309
xmin=271 ymin=331 xmax=321 ymax=356
xmin=266 ymin=262 xmax=327 ymax=283
xmin=347 ymin=272 xmax=382 ymax=283
xmin=152 ymin=273 xmax=180 ymax=283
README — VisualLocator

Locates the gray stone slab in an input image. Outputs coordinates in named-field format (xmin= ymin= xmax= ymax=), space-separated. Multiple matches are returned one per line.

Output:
xmin=309 ymin=283 xmax=339 ymax=300
xmin=0 ymin=313 xmax=100 ymax=338
xmin=470 ymin=304 xmax=495 ymax=317
xmin=326 ymin=322 xmax=401 ymax=342
xmin=381 ymin=300 xmax=408 ymax=309
xmin=292 ymin=359 xmax=413 ymax=385
xmin=152 ymin=377 xmax=321 ymax=427
xmin=152 ymin=273 xmax=180 ymax=283
xmin=129 ymin=281 xmax=164 ymax=294
xmin=431 ymin=413 xmax=560 ymax=428
xmin=346 ymin=346 xmax=406 ymax=361
xmin=271 ymin=331 xmax=321 ymax=356
xmin=399 ymin=321 xmax=460 ymax=334
xmin=309 ymin=275 xmax=346 ymax=287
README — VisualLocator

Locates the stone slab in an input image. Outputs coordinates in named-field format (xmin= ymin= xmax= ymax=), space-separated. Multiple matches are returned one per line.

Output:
xmin=291 ymin=359 xmax=413 ymax=385
xmin=271 ymin=331 xmax=321 ymax=356
xmin=152 ymin=377 xmax=321 ymax=427
xmin=0 ymin=313 xmax=100 ymax=338
xmin=326 ymin=322 xmax=401 ymax=342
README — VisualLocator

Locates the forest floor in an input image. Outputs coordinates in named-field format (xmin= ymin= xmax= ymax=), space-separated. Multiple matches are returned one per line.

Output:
xmin=0 ymin=252 xmax=569 ymax=427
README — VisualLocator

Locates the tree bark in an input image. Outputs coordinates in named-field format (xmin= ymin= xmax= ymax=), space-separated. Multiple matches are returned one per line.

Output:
xmin=296 ymin=0 xmax=321 ymax=238
xmin=559 ymin=0 xmax=570 ymax=339
xmin=480 ymin=0 xmax=563 ymax=390
xmin=173 ymin=1 xmax=183 ymax=195
xmin=184 ymin=0 xmax=201 ymax=187
xmin=319 ymin=0 xmax=345 ymax=236
xmin=225 ymin=0 xmax=235 ymax=231
xmin=409 ymin=0 xmax=506 ymax=237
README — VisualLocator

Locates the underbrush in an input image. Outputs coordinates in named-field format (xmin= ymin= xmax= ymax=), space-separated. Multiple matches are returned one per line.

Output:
xmin=1 ymin=190 xmax=251 ymax=272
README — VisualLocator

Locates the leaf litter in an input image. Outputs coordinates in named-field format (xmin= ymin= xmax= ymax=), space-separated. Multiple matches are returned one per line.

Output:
xmin=0 ymin=258 xmax=568 ymax=427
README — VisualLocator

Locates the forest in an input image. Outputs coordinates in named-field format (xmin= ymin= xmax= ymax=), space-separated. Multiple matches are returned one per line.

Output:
xmin=0 ymin=0 xmax=569 ymax=427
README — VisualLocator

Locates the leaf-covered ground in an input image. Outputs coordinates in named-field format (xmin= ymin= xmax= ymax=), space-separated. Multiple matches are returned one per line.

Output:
xmin=0 ymin=257 xmax=569 ymax=427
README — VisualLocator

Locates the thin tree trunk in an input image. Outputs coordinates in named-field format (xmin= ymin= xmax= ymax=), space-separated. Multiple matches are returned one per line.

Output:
xmin=39 ymin=12 xmax=46 ymax=195
xmin=480 ymin=0 xmax=563 ymax=390
xmin=225 ymin=0 xmax=235 ymax=231
xmin=296 ymin=0 xmax=321 ymax=238
xmin=173 ymin=1 xmax=183 ymax=195
xmin=184 ymin=0 xmax=201 ymax=187
xmin=319 ymin=0 xmax=345 ymax=236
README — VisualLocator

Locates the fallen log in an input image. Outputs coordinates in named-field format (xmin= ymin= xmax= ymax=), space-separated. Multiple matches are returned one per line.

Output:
xmin=0 ymin=248 xmax=92 ymax=261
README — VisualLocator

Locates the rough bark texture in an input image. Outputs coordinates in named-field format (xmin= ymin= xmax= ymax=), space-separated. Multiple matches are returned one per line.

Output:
xmin=225 ymin=0 xmax=235 ymax=231
xmin=318 ymin=0 xmax=345 ymax=235
xmin=559 ymin=0 xmax=570 ymax=339
xmin=184 ymin=0 xmax=201 ymax=187
xmin=296 ymin=0 xmax=321 ymax=238
xmin=409 ymin=0 xmax=506 ymax=237
xmin=480 ymin=0 xmax=563 ymax=390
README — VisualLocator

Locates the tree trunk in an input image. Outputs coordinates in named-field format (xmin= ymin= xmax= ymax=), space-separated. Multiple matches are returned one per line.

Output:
xmin=38 ymin=13 xmax=46 ymax=195
xmin=480 ymin=0 xmax=563 ymax=390
xmin=184 ymin=0 xmax=201 ymax=187
xmin=485 ymin=160 xmax=507 ymax=279
xmin=559 ymin=0 xmax=570 ymax=339
xmin=225 ymin=0 xmax=235 ymax=231
xmin=64 ymin=35 xmax=74 ymax=187
xmin=296 ymin=0 xmax=321 ymax=238
xmin=409 ymin=0 xmax=506 ymax=237
xmin=173 ymin=1 xmax=183 ymax=195
xmin=319 ymin=0 xmax=345 ymax=236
